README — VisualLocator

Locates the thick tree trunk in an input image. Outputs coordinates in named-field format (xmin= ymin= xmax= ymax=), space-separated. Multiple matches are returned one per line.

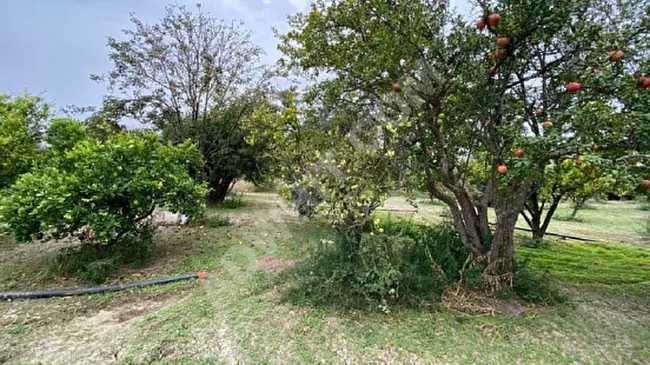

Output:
xmin=426 ymin=172 xmax=535 ymax=290
xmin=208 ymin=176 xmax=234 ymax=204
xmin=484 ymin=212 xmax=518 ymax=289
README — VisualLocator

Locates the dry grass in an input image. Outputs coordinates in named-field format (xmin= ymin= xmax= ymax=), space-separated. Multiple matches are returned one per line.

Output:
xmin=1 ymin=193 xmax=649 ymax=364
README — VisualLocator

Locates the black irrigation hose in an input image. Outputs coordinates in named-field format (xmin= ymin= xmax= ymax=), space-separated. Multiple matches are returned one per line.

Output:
xmin=0 ymin=273 xmax=202 ymax=301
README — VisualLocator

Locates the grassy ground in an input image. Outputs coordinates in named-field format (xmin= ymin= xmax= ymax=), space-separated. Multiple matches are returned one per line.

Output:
xmin=384 ymin=197 xmax=649 ymax=246
xmin=1 ymin=193 xmax=649 ymax=364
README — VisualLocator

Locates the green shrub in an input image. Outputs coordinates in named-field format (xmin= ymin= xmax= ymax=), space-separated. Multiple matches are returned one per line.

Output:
xmin=208 ymin=215 xmax=231 ymax=228
xmin=112 ymin=225 xmax=155 ymax=268
xmin=56 ymin=244 xmax=117 ymax=284
xmin=554 ymin=215 xmax=584 ymax=222
xmin=0 ymin=131 xmax=206 ymax=245
xmin=220 ymin=193 xmax=246 ymax=209
xmin=81 ymin=259 xmax=118 ymax=284
xmin=283 ymin=219 xmax=477 ymax=310
xmin=56 ymin=226 xmax=155 ymax=284
xmin=511 ymin=261 xmax=568 ymax=305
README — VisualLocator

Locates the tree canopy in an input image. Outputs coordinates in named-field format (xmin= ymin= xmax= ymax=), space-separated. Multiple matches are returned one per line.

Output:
xmin=93 ymin=3 xmax=275 ymax=202
xmin=265 ymin=0 xmax=650 ymax=287
xmin=0 ymin=94 xmax=49 ymax=189
xmin=0 ymin=127 xmax=207 ymax=245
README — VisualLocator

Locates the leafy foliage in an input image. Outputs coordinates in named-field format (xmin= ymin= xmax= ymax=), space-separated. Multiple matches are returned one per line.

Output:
xmin=94 ymin=4 xmax=273 ymax=202
xmin=275 ymin=0 xmax=650 ymax=285
xmin=0 ymin=129 xmax=207 ymax=245
xmin=163 ymin=94 xmax=273 ymax=203
xmin=248 ymin=91 xmax=399 ymax=236
xmin=44 ymin=118 xmax=90 ymax=156
xmin=207 ymin=214 xmax=231 ymax=228
xmin=0 ymin=94 xmax=49 ymax=189
xmin=55 ymin=224 xmax=155 ymax=284
xmin=283 ymin=219 xmax=477 ymax=310
xmin=510 ymin=262 xmax=569 ymax=305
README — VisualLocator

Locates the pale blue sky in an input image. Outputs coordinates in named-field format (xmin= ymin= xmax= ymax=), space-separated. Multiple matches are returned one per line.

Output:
xmin=0 ymin=0 xmax=471 ymax=116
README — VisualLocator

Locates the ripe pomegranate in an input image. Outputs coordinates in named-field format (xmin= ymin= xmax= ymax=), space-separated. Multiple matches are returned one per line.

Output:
xmin=592 ymin=144 xmax=600 ymax=152
xmin=488 ymin=13 xmax=501 ymax=26
xmin=496 ymin=37 xmax=510 ymax=48
xmin=638 ymin=76 xmax=650 ymax=89
xmin=392 ymin=82 xmax=401 ymax=92
xmin=608 ymin=50 xmax=624 ymax=62
xmin=514 ymin=148 xmax=524 ymax=157
xmin=641 ymin=179 xmax=650 ymax=189
xmin=476 ymin=18 xmax=486 ymax=30
xmin=494 ymin=50 xmax=506 ymax=60
xmin=489 ymin=66 xmax=499 ymax=76
xmin=542 ymin=121 xmax=553 ymax=129
xmin=567 ymin=82 xmax=581 ymax=93
xmin=198 ymin=271 xmax=208 ymax=279
xmin=497 ymin=165 xmax=508 ymax=174
xmin=535 ymin=109 xmax=543 ymax=117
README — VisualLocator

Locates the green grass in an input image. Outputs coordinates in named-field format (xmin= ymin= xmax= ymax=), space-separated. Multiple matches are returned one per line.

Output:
xmin=517 ymin=240 xmax=650 ymax=290
xmin=1 ymin=193 xmax=649 ymax=364
xmin=384 ymin=196 xmax=649 ymax=245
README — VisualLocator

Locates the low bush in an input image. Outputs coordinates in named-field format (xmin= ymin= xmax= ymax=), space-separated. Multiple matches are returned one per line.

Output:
xmin=208 ymin=215 xmax=231 ymax=228
xmin=554 ymin=215 xmax=584 ymax=222
xmin=282 ymin=218 xmax=482 ymax=310
xmin=220 ymin=193 xmax=246 ymax=209
xmin=511 ymin=261 xmax=569 ymax=305
xmin=56 ymin=226 xmax=155 ymax=284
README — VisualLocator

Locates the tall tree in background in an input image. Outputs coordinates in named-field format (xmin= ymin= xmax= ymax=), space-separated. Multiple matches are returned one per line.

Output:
xmin=0 ymin=94 xmax=49 ymax=189
xmin=93 ymin=3 xmax=272 ymax=202
xmin=278 ymin=0 xmax=650 ymax=288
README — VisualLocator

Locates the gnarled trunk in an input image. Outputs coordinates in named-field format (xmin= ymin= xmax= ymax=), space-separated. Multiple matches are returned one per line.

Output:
xmin=484 ymin=210 xmax=519 ymax=289
xmin=208 ymin=176 xmax=234 ymax=204
xmin=427 ymin=172 xmax=534 ymax=290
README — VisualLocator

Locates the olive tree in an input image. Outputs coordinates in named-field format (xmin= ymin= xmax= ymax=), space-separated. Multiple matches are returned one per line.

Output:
xmin=93 ymin=3 xmax=272 ymax=202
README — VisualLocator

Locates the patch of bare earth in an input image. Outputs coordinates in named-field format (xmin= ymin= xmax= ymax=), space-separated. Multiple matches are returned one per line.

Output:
xmin=257 ymin=254 xmax=295 ymax=274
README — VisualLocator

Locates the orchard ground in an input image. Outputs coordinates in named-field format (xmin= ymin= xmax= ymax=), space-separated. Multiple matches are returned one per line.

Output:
xmin=0 ymin=193 xmax=649 ymax=364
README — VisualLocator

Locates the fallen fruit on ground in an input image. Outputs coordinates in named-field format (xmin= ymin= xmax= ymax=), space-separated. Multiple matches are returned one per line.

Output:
xmin=638 ymin=76 xmax=650 ymax=89
xmin=608 ymin=50 xmax=624 ymax=61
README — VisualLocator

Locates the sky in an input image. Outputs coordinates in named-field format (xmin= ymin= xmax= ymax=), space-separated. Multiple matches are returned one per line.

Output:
xmin=0 ymin=0 xmax=472 ymax=119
